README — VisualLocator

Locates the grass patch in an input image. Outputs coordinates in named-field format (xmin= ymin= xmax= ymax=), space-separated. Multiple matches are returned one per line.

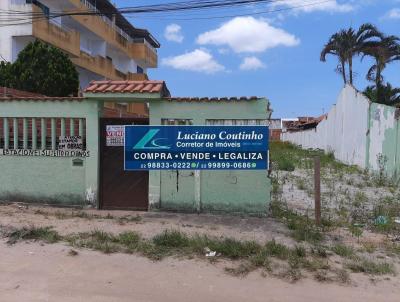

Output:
xmin=271 ymin=201 xmax=324 ymax=243
xmin=335 ymin=269 xmax=350 ymax=284
xmin=314 ymin=270 xmax=333 ymax=282
xmin=270 ymin=141 xmax=359 ymax=173
xmin=264 ymin=240 xmax=290 ymax=259
xmin=249 ymin=250 xmax=271 ymax=269
xmin=295 ymin=178 xmax=307 ymax=191
xmin=153 ymin=230 xmax=190 ymax=249
xmin=346 ymin=258 xmax=395 ymax=275
xmin=34 ymin=209 xmax=143 ymax=223
xmin=66 ymin=231 xmax=120 ymax=254
xmin=6 ymin=225 xmax=395 ymax=282
xmin=311 ymin=245 xmax=328 ymax=258
xmin=224 ymin=263 xmax=255 ymax=277
xmin=118 ymin=215 xmax=142 ymax=224
xmin=331 ymin=244 xmax=355 ymax=258
xmin=362 ymin=242 xmax=377 ymax=254
xmin=7 ymin=226 xmax=61 ymax=245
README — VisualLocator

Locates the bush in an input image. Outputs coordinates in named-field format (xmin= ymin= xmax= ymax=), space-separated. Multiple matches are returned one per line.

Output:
xmin=2 ymin=40 xmax=79 ymax=96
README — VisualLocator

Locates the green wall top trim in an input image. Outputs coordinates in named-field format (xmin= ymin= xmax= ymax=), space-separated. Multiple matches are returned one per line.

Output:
xmin=83 ymin=92 xmax=163 ymax=102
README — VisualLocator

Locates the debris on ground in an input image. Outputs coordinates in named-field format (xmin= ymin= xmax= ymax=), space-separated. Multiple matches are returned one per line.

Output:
xmin=68 ymin=249 xmax=79 ymax=256
xmin=204 ymin=247 xmax=217 ymax=257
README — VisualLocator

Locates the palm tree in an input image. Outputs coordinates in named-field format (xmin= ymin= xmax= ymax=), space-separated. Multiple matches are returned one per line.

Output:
xmin=364 ymin=82 xmax=400 ymax=105
xmin=362 ymin=35 xmax=400 ymax=90
xmin=320 ymin=23 xmax=381 ymax=85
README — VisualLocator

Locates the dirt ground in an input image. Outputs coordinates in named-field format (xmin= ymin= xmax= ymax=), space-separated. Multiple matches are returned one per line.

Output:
xmin=0 ymin=203 xmax=291 ymax=244
xmin=1 ymin=240 xmax=400 ymax=302
xmin=1 ymin=203 xmax=400 ymax=302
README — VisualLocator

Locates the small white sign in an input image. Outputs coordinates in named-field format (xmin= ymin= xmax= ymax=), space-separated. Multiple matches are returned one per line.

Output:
xmin=106 ymin=125 xmax=125 ymax=147
xmin=58 ymin=136 xmax=83 ymax=151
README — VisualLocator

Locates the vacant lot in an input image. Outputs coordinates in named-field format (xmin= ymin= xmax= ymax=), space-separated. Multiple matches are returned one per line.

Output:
xmin=1 ymin=142 xmax=400 ymax=301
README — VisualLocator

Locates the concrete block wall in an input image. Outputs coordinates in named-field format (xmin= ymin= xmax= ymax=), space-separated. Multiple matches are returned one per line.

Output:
xmin=149 ymin=99 xmax=272 ymax=215
xmin=0 ymin=99 xmax=100 ymax=205
xmin=282 ymin=85 xmax=400 ymax=179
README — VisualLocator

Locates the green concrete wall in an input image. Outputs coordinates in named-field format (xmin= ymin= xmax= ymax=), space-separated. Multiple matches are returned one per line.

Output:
xmin=149 ymin=99 xmax=271 ymax=215
xmin=0 ymin=100 xmax=100 ymax=205
xmin=367 ymin=102 xmax=400 ymax=180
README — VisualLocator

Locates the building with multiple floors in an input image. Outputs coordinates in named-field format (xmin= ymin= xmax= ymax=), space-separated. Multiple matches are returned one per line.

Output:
xmin=0 ymin=0 xmax=160 ymax=116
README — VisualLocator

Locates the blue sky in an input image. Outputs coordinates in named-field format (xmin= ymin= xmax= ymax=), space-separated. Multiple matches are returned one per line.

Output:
xmin=115 ymin=0 xmax=400 ymax=118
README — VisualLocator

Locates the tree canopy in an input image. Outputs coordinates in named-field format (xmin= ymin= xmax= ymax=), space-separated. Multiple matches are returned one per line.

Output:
xmin=0 ymin=40 xmax=79 ymax=97
xmin=320 ymin=23 xmax=381 ymax=85
xmin=321 ymin=24 xmax=400 ymax=105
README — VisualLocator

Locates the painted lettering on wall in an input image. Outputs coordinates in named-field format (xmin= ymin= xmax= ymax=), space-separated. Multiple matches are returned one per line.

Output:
xmin=0 ymin=149 xmax=90 ymax=157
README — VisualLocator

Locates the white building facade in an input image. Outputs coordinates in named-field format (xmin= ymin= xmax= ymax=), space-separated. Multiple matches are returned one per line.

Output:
xmin=0 ymin=0 xmax=159 ymax=90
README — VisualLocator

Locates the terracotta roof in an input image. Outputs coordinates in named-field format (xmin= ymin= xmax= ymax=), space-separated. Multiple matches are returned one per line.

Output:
xmin=84 ymin=80 xmax=170 ymax=96
xmin=0 ymin=87 xmax=46 ymax=98
xmin=0 ymin=97 xmax=84 ymax=102
xmin=164 ymin=96 xmax=261 ymax=102
xmin=285 ymin=114 xmax=327 ymax=132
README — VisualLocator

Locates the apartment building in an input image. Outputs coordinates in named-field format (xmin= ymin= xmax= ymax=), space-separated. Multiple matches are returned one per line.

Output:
xmin=0 ymin=0 xmax=160 ymax=116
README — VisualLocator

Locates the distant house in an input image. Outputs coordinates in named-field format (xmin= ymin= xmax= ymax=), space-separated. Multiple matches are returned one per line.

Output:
xmin=267 ymin=118 xmax=282 ymax=141
xmin=284 ymin=116 xmax=327 ymax=132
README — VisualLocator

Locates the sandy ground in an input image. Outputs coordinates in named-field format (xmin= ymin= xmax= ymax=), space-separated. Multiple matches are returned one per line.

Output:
xmin=0 ymin=203 xmax=293 ymax=244
xmin=1 ymin=240 xmax=400 ymax=302
xmin=276 ymin=168 xmax=399 ymax=216
xmin=1 ymin=204 xmax=400 ymax=301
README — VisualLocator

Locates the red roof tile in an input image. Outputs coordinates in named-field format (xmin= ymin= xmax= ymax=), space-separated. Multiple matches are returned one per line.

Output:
xmin=0 ymin=87 xmax=46 ymax=98
xmin=84 ymin=80 xmax=170 ymax=96
xmin=164 ymin=96 xmax=261 ymax=102
xmin=0 ymin=97 xmax=84 ymax=102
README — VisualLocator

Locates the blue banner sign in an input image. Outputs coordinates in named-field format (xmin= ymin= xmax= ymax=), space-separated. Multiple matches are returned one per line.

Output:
xmin=124 ymin=125 xmax=269 ymax=170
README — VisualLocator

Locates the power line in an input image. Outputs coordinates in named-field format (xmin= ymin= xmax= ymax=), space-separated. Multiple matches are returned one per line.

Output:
xmin=125 ymin=0 xmax=334 ymax=21
xmin=0 ymin=0 xmax=334 ymax=27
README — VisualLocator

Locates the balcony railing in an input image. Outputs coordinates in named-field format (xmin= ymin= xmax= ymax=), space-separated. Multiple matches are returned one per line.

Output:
xmin=129 ymin=42 xmax=158 ymax=68
xmin=72 ymin=51 xmax=135 ymax=81
xmin=69 ymin=0 xmax=158 ymax=68
xmin=32 ymin=5 xmax=80 ymax=57
xmin=78 ymin=0 xmax=130 ymax=41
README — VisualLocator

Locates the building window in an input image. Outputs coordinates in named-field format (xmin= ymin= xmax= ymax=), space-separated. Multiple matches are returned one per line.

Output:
xmin=137 ymin=66 xmax=144 ymax=74
xmin=206 ymin=119 xmax=267 ymax=125
xmin=162 ymin=119 xmax=193 ymax=126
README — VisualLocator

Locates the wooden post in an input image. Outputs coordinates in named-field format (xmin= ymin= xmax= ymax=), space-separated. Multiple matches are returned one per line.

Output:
xmin=314 ymin=156 xmax=321 ymax=225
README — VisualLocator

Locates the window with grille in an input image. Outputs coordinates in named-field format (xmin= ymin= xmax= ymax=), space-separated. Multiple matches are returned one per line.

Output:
xmin=206 ymin=119 xmax=267 ymax=125
xmin=0 ymin=117 xmax=86 ymax=151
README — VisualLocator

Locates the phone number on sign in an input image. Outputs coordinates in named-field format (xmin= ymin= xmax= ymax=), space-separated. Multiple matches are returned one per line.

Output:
xmin=140 ymin=162 xmax=259 ymax=169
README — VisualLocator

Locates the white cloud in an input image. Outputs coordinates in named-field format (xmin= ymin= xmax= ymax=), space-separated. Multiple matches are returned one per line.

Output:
xmin=161 ymin=49 xmax=225 ymax=74
xmin=196 ymin=17 xmax=300 ymax=53
xmin=270 ymin=0 xmax=354 ymax=13
xmin=383 ymin=8 xmax=400 ymax=19
xmin=239 ymin=57 xmax=265 ymax=71
xmin=164 ymin=24 xmax=184 ymax=43
xmin=218 ymin=48 xmax=230 ymax=54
